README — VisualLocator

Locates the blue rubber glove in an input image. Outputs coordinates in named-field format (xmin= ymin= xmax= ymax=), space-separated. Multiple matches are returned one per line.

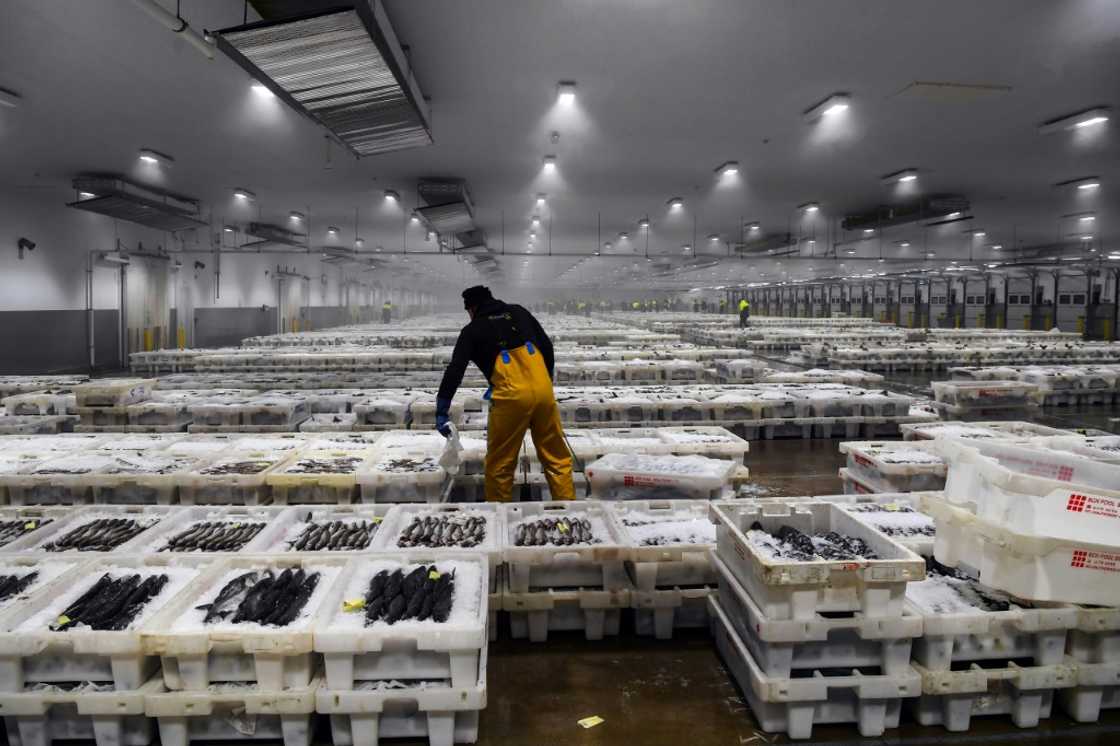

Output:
xmin=482 ymin=386 xmax=493 ymax=401
xmin=435 ymin=397 xmax=453 ymax=437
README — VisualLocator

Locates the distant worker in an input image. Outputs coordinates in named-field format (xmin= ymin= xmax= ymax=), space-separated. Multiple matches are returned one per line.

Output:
xmin=381 ymin=300 xmax=392 ymax=323
xmin=435 ymin=286 xmax=575 ymax=502
xmin=632 ymin=300 xmax=640 ymax=312
xmin=719 ymin=298 xmax=727 ymax=314
xmin=739 ymin=298 xmax=751 ymax=328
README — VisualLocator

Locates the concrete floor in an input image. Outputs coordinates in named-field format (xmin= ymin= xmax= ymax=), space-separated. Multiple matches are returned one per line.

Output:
xmin=473 ymin=401 xmax=1120 ymax=746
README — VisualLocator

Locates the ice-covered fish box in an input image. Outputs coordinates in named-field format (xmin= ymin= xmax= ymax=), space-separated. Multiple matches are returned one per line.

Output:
xmin=931 ymin=380 xmax=1042 ymax=410
xmin=2 ymin=389 xmax=76 ymax=416
xmin=87 ymin=452 xmax=207 ymax=505
xmin=260 ymin=505 xmax=394 ymax=554
xmin=178 ymin=450 xmax=296 ymax=506
xmin=357 ymin=452 xmax=445 ymax=504
xmin=0 ymin=507 xmax=68 ymax=552
xmin=0 ymin=677 xmax=164 ymax=746
xmin=74 ymin=379 xmax=156 ymax=409
xmin=144 ymin=677 xmax=319 ymax=746
xmin=266 ymin=450 xmax=377 ymax=505
xmin=0 ymin=415 xmax=78 ymax=435
xmin=590 ymin=427 xmax=673 ymax=457
xmin=6 ymin=452 xmax=143 ymax=505
xmin=352 ymin=397 xmax=410 ymax=428
xmin=142 ymin=556 xmax=346 ymax=691
xmin=16 ymin=507 xmax=172 ymax=555
xmin=314 ymin=554 xmax=488 ymax=690
xmin=502 ymin=501 xmax=629 ymax=593
xmin=656 ymin=426 xmax=749 ymax=463
xmin=374 ymin=504 xmax=502 ymax=589
xmin=299 ymin=413 xmax=357 ymax=432
xmin=586 ymin=452 xmax=737 ymax=500
xmin=709 ymin=501 xmax=925 ymax=620
xmin=608 ymin=500 xmax=715 ymax=591
xmin=0 ymin=453 xmax=48 ymax=503
xmin=135 ymin=506 xmax=283 ymax=555
xmin=0 ymin=556 xmax=205 ymax=691
xmin=899 ymin=421 xmax=1006 ymax=442
xmin=839 ymin=440 xmax=946 ymax=493
xmin=241 ymin=395 xmax=310 ymax=429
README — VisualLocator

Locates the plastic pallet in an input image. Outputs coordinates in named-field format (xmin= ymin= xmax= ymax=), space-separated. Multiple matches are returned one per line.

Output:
xmin=632 ymin=586 xmax=713 ymax=640
xmin=503 ymin=581 xmax=631 ymax=643
xmin=1059 ymin=658 xmax=1120 ymax=723
xmin=0 ymin=677 xmax=164 ymax=746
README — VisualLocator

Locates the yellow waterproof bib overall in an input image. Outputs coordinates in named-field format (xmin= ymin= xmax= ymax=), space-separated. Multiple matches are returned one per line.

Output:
xmin=485 ymin=343 xmax=575 ymax=502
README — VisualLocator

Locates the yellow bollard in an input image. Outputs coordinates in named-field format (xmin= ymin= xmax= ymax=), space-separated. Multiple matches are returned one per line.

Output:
xmin=1023 ymin=315 xmax=1031 ymax=330
xmin=1077 ymin=316 xmax=1085 ymax=334
xmin=177 ymin=326 xmax=186 ymax=349
xmin=143 ymin=328 xmax=153 ymax=352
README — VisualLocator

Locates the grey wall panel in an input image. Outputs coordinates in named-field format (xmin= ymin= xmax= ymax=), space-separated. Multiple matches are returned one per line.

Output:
xmin=303 ymin=306 xmax=350 ymax=330
xmin=0 ymin=309 xmax=119 ymax=374
xmin=194 ymin=307 xmax=276 ymax=349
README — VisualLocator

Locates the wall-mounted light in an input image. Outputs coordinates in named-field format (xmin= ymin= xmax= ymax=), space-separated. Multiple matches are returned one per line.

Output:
xmin=384 ymin=189 xmax=400 ymax=203
xmin=603 ymin=241 xmax=612 ymax=250
xmin=1038 ymin=107 xmax=1110 ymax=134
xmin=531 ymin=215 xmax=541 ymax=226
xmin=536 ymin=193 xmax=546 ymax=206
xmin=898 ymin=241 xmax=911 ymax=248
xmin=707 ymin=234 xmax=720 ymax=242
xmin=682 ymin=244 xmax=692 ymax=252
xmin=862 ymin=228 xmax=875 ymax=235
xmin=803 ymin=93 xmax=850 ymax=122
xmin=542 ymin=155 xmax=557 ymax=172
xmin=355 ymin=238 xmax=364 ymax=248
xmin=138 ymin=148 xmax=173 ymax=166
xmin=638 ymin=218 xmax=650 ymax=229
xmin=667 ymin=197 xmax=683 ymax=209
xmin=233 ymin=188 xmax=255 ymax=201
xmin=991 ymin=244 xmax=1003 ymax=250
xmin=557 ymin=81 xmax=576 ymax=104
xmin=972 ymin=230 xmax=986 ymax=238
xmin=882 ymin=168 xmax=918 ymax=184
xmin=289 ymin=211 xmax=304 ymax=221
xmin=223 ymin=225 xmax=235 ymax=233
xmin=745 ymin=221 xmax=760 ymax=232
xmin=410 ymin=212 xmax=420 ymax=224
xmin=327 ymin=226 xmax=340 ymax=235
xmin=618 ymin=232 xmax=629 ymax=240
xmin=715 ymin=161 xmax=739 ymax=176
xmin=799 ymin=202 xmax=820 ymax=214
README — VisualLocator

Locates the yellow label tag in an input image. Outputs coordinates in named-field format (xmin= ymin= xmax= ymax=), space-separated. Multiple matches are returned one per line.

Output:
xmin=56 ymin=615 xmax=71 ymax=626
xmin=23 ymin=522 xmax=37 ymax=531
xmin=558 ymin=520 xmax=570 ymax=533
xmin=428 ymin=570 xmax=441 ymax=581
xmin=342 ymin=599 xmax=365 ymax=613
xmin=371 ymin=517 xmax=383 ymax=523
xmin=577 ymin=715 xmax=604 ymax=729
xmin=883 ymin=503 xmax=899 ymax=512
xmin=232 ymin=523 xmax=241 ymax=528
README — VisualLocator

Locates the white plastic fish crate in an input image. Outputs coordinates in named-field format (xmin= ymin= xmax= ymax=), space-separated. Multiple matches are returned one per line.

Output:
xmin=13 ymin=506 xmax=174 ymax=555
xmin=655 ymin=426 xmax=749 ymax=463
xmin=73 ymin=379 xmax=156 ymax=409
xmin=5 ymin=451 xmax=140 ymax=505
xmin=240 ymin=396 xmax=310 ymax=429
xmin=905 ymin=570 xmax=1077 ymax=671
xmin=88 ymin=453 xmax=208 ymax=505
xmin=177 ymin=450 xmax=296 ymax=506
xmin=2 ymin=390 xmax=76 ymax=416
xmin=931 ymin=380 xmax=1043 ymax=409
xmin=809 ymin=418 xmax=863 ymax=440
xmin=839 ymin=440 xmax=947 ymax=493
xmin=502 ymin=501 xmax=629 ymax=593
xmin=141 ymin=556 xmax=346 ymax=690
xmin=0 ymin=507 xmax=72 ymax=552
xmin=352 ymin=398 xmax=410 ymax=428
xmin=133 ymin=506 xmax=285 ymax=555
xmin=602 ymin=394 xmax=660 ymax=424
xmin=257 ymin=504 xmax=394 ymax=554
xmin=299 ymin=413 xmax=357 ymax=432
xmin=0 ymin=415 xmax=77 ymax=436
xmin=266 ymin=450 xmax=379 ymax=505
xmin=1046 ymin=434 xmax=1120 ymax=465
xmin=314 ymin=553 xmax=488 ymax=690
xmin=709 ymin=597 xmax=920 ymax=740
xmin=826 ymin=496 xmax=938 ymax=557
xmin=1058 ymin=657 xmax=1120 ymax=723
xmin=585 ymin=452 xmax=737 ymax=500
xmin=632 ymin=585 xmax=713 ymax=640
xmin=408 ymin=397 xmax=465 ymax=427
xmin=608 ymin=500 xmax=715 ymax=591
xmin=709 ymin=501 xmax=926 ymax=620
xmin=921 ymin=493 xmax=1120 ymax=606
xmin=909 ymin=659 xmax=1074 ymax=731
xmin=0 ymin=677 xmax=164 ymax=746
xmin=503 ymin=581 xmax=631 ymax=642
xmin=357 ymin=451 xmax=446 ymax=503
xmin=126 ymin=395 xmax=196 ymax=429
xmin=144 ymin=677 xmax=318 ymax=746
xmin=756 ymin=418 xmax=814 ymax=440
xmin=372 ymin=504 xmax=502 ymax=590
xmin=714 ymin=553 xmax=919 ymax=679
xmin=937 ymin=437 xmax=1120 ymax=546
xmin=0 ymin=556 xmax=205 ymax=691
xmin=590 ymin=427 xmax=674 ymax=457
xmin=839 ymin=466 xmax=894 ymax=496
xmin=317 ymin=648 xmax=486 ymax=746
xmin=899 ymin=421 xmax=1006 ymax=442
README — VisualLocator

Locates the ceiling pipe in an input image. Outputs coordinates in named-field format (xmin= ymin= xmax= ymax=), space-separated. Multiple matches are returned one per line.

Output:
xmin=131 ymin=0 xmax=214 ymax=59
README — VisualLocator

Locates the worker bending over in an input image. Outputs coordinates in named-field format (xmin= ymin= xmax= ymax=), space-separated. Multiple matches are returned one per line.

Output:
xmin=435 ymin=286 xmax=575 ymax=502
xmin=739 ymin=298 xmax=750 ymax=328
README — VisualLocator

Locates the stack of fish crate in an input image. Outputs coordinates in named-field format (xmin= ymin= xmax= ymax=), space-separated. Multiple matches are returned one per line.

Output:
xmin=313 ymin=553 xmax=489 ymax=746
xmin=501 ymin=501 xmax=631 ymax=642
xmin=73 ymin=378 xmax=157 ymax=433
xmin=609 ymin=500 xmax=717 ymax=639
xmin=585 ymin=452 xmax=739 ymax=500
xmin=707 ymin=500 xmax=926 ymax=740
xmin=1061 ymin=605 xmax=1120 ymax=723
xmin=838 ymin=440 xmax=947 ymax=494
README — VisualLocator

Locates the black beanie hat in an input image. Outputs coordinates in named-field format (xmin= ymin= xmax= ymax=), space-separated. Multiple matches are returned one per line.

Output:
xmin=462 ymin=285 xmax=493 ymax=309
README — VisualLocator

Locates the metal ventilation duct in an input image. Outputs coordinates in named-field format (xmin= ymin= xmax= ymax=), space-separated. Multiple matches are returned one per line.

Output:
xmin=68 ymin=175 xmax=207 ymax=232
xmin=733 ymin=233 xmax=795 ymax=255
xmin=247 ymin=222 xmax=307 ymax=247
xmin=416 ymin=202 xmax=474 ymax=234
xmin=841 ymin=195 xmax=969 ymax=231
xmin=214 ymin=1 xmax=431 ymax=157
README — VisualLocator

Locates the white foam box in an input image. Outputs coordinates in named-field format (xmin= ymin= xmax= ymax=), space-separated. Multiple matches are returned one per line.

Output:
xmin=256 ymin=504 xmax=394 ymax=554
xmin=144 ymin=677 xmax=318 ymax=746
xmin=176 ymin=450 xmax=296 ymax=506
xmin=937 ymin=437 xmax=1120 ymax=546
xmin=503 ymin=580 xmax=631 ymax=643
xmin=656 ymin=425 xmax=749 ymax=464
xmin=710 ymin=597 xmax=920 ymax=740
xmin=314 ymin=553 xmax=488 ymax=690
xmin=922 ymin=492 xmax=1120 ymax=606
xmin=585 ymin=452 xmax=737 ymax=500
xmin=318 ymin=646 xmax=486 ymax=746
xmin=0 ymin=677 xmax=164 ymax=746
xmin=0 ymin=556 xmax=206 ymax=691
xmin=133 ymin=506 xmax=285 ymax=555
xmin=709 ymin=500 xmax=926 ymax=620
xmin=839 ymin=440 xmax=947 ymax=493
xmin=632 ymin=585 xmax=713 ymax=640
xmin=265 ymin=449 xmax=379 ymax=505
xmin=372 ymin=504 xmax=502 ymax=590
xmin=714 ymin=553 xmax=920 ymax=679
xmin=608 ymin=500 xmax=715 ymax=591
xmin=909 ymin=660 xmax=1074 ymax=731
xmin=1059 ymin=657 xmax=1120 ymax=723
xmin=14 ymin=506 xmax=173 ymax=556
xmin=74 ymin=379 xmax=156 ymax=409
xmin=502 ymin=501 xmax=629 ymax=593
xmin=141 ymin=556 xmax=346 ymax=690
xmin=357 ymin=451 xmax=445 ymax=504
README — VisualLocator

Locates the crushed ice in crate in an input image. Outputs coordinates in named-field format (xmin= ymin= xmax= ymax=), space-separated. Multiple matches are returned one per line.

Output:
xmin=622 ymin=512 xmax=714 ymax=546
xmin=841 ymin=504 xmax=935 ymax=538
xmin=746 ymin=523 xmax=879 ymax=561
xmin=906 ymin=557 xmax=1015 ymax=614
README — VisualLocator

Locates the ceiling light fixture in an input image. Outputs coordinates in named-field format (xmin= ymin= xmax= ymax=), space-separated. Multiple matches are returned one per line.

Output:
xmin=946 ymin=211 xmax=961 ymax=219
xmin=78 ymin=191 xmax=96 ymax=200
xmin=604 ymin=242 xmax=612 ymax=249
xmin=667 ymin=197 xmax=683 ymax=209
xmin=619 ymin=232 xmax=629 ymax=240
xmin=682 ymin=244 xmax=692 ymax=252
xmin=745 ymin=222 xmax=760 ymax=231
xmin=708 ymin=233 xmax=720 ymax=242
xmin=1081 ymin=235 xmax=1093 ymax=241
xmin=972 ymin=230 xmax=986 ymax=238
xmin=1056 ymin=176 xmax=1101 ymax=190
xmin=138 ymin=148 xmax=173 ymax=166
xmin=799 ymin=202 xmax=820 ymax=213
xmin=803 ymin=93 xmax=850 ymax=122
xmin=355 ymin=238 xmax=364 ymax=247
xmin=1038 ymin=107 xmax=1111 ymax=134
xmin=882 ymin=168 xmax=918 ymax=184
xmin=250 ymin=81 xmax=273 ymax=97
xmin=384 ymin=189 xmax=400 ymax=203
xmin=899 ymin=241 xmax=911 ymax=248
xmin=557 ymin=81 xmax=576 ymax=104
xmin=289 ymin=211 xmax=304 ymax=221
xmin=409 ymin=212 xmax=420 ymax=224
xmin=233 ymin=188 xmax=255 ymax=201
xmin=862 ymin=228 xmax=874 ymax=235
xmin=991 ymin=244 xmax=1003 ymax=250
xmin=638 ymin=218 xmax=650 ymax=229
xmin=715 ymin=161 xmax=739 ymax=176
xmin=542 ymin=155 xmax=557 ymax=172
xmin=536 ymin=193 xmax=546 ymax=206
xmin=327 ymin=226 xmax=339 ymax=235
xmin=223 ymin=225 xmax=235 ymax=233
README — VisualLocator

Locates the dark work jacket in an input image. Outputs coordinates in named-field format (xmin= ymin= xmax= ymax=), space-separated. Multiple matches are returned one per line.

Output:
xmin=437 ymin=299 xmax=555 ymax=401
